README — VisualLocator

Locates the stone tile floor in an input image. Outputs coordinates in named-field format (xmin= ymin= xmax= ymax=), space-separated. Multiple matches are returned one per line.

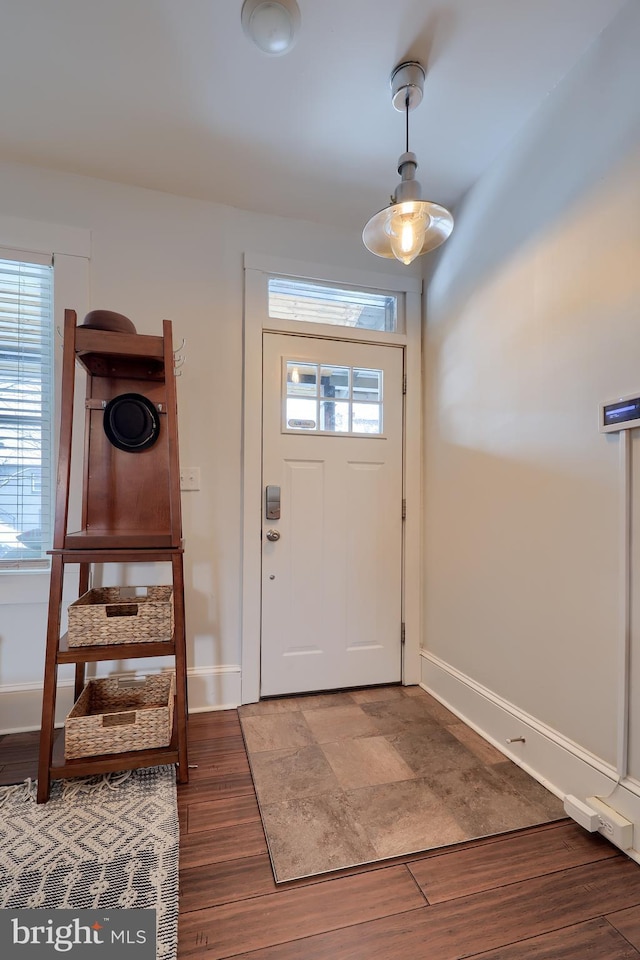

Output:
xmin=238 ymin=685 xmax=565 ymax=882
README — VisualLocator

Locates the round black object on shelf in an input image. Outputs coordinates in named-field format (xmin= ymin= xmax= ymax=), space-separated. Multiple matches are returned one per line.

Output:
xmin=103 ymin=393 xmax=160 ymax=452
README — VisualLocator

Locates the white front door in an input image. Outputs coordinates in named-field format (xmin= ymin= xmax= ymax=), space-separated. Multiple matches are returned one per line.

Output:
xmin=261 ymin=332 xmax=404 ymax=696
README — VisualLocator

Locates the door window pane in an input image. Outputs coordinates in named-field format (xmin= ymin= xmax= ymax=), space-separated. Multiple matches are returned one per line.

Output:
xmin=287 ymin=362 xmax=317 ymax=396
xmin=286 ymin=397 xmax=317 ymax=430
xmin=320 ymin=400 xmax=349 ymax=433
xmin=353 ymin=368 xmax=382 ymax=402
xmin=320 ymin=366 xmax=349 ymax=399
xmin=352 ymin=403 xmax=382 ymax=434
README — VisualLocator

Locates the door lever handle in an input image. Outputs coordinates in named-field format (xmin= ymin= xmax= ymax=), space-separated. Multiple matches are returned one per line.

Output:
xmin=265 ymin=529 xmax=281 ymax=542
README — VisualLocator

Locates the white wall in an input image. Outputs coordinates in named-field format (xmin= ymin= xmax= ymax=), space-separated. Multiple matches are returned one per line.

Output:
xmin=0 ymin=160 xmax=410 ymax=729
xmin=422 ymin=0 xmax=640 ymax=848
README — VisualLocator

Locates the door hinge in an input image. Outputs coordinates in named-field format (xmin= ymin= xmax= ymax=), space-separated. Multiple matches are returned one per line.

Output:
xmin=402 ymin=499 xmax=406 ymax=520
xmin=401 ymin=622 xmax=406 ymax=644
xmin=403 ymin=374 xmax=407 ymax=395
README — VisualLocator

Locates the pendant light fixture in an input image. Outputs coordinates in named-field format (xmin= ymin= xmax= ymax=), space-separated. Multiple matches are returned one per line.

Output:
xmin=363 ymin=61 xmax=453 ymax=265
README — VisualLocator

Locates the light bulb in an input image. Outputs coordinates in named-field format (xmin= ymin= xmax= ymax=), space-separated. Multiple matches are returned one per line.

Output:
xmin=385 ymin=202 xmax=428 ymax=265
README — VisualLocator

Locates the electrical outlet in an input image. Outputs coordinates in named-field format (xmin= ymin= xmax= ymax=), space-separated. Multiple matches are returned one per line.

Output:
xmin=180 ymin=467 xmax=200 ymax=491
xmin=586 ymin=796 xmax=634 ymax=850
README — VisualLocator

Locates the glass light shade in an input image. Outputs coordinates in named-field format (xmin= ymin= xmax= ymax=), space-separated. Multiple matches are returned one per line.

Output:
xmin=384 ymin=202 xmax=428 ymax=265
xmin=242 ymin=1 xmax=299 ymax=56
xmin=363 ymin=200 xmax=454 ymax=264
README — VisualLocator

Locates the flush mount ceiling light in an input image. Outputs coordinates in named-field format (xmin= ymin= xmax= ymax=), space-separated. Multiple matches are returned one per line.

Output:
xmin=241 ymin=0 xmax=300 ymax=56
xmin=363 ymin=61 xmax=453 ymax=266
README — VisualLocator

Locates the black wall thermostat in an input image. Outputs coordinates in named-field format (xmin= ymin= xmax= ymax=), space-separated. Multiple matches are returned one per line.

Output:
xmin=600 ymin=393 xmax=640 ymax=433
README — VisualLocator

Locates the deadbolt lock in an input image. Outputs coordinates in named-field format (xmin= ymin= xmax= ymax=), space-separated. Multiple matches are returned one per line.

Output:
xmin=265 ymin=529 xmax=281 ymax=542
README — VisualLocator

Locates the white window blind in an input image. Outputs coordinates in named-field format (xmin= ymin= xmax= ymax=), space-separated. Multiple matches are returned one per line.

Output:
xmin=0 ymin=250 xmax=54 ymax=569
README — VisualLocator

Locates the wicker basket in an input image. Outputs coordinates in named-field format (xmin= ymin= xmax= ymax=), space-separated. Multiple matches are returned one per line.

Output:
xmin=67 ymin=586 xmax=173 ymax=647
xmin=64 ymin=673 xmax=175 ymax=759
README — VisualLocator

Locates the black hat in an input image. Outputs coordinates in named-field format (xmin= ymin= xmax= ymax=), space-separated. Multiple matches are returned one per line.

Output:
xmin=103 ymin=393 xmax=160 ymax=452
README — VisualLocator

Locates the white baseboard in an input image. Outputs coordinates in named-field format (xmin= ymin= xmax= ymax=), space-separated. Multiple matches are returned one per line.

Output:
xmin=0 ymin=664 xmax=242 ymax=734
xmin=185 ymin=665 xmax=242 ymax=713
xmin=0 ymin=681 xmax=76 ymax=734
xmin=421 ymin=649 xmax=640 ymax=862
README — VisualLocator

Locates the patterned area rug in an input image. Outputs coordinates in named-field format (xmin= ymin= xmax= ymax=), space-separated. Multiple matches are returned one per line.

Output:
xmin=239 ymin=686 xmax=566 ymax=882
xmin=0 ymin=765 xmax=178 ymax=959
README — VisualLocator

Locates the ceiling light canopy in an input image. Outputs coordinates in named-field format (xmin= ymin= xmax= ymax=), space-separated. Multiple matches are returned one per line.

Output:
xmin=363 ymin=61 xmax=453 ymax=266
xmin=241 ymin=0 xmax=300 ymax=56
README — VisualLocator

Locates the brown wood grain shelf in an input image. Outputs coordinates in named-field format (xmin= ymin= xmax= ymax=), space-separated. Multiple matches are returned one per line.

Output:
xmin=74 ymin=329 xmax=166 ymax=379
xmin=50 ymin=543 xmax=184 ymax=562
xmin=62 ymin=532 xmax=180 ymax=551
xmin=50 ymin=716 xmax=180 ymax=780
xmin=57 ymin=632 xmax=176 ymax=663
xmin=75 ymin=327 xmax=164 ymax=360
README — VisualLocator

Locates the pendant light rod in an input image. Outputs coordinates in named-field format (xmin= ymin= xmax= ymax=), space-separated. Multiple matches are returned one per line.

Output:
xmin=362 ymin=60 xmax=454 ymax=265
xmin=405 ymin=92 xmax=410 ymax=153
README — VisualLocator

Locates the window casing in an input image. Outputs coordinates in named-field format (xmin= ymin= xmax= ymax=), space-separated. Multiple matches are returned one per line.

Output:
xmin=0 ymin=252 xmax=54 ymax=570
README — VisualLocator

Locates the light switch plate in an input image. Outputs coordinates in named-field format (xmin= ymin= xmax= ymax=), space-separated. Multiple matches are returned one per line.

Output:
xmin=180 ymin=467 xmax=200 ymax=491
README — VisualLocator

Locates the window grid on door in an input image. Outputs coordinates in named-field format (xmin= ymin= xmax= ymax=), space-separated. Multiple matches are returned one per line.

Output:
xmin=283 ymin=360 xmax=383 ymax=435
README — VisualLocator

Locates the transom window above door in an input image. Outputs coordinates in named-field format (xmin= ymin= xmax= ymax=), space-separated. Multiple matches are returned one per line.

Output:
xmin=283 ymin=360 xmax=383 ymax=435
xmin=269 ymin=277 xmax=399 ymax=333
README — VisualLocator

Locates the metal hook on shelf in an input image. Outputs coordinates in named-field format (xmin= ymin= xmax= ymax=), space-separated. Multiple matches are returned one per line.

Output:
xmin=173 ymin=355 xmax=185 ymax=368
xmin=173 ymin=338 xmax=186 ymax=355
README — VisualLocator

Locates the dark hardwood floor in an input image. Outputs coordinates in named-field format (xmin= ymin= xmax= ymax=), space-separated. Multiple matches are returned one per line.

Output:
xmin=3 ymin=709 xmax=640 ymax=959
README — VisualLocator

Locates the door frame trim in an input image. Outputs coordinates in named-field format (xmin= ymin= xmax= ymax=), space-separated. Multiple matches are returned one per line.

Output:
xmin=241 ymin=254 xmax=423 ymax=704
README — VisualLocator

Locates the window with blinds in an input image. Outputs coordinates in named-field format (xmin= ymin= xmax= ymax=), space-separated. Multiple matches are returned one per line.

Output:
xmin=0 ymin=251 xmax=54 ymax=569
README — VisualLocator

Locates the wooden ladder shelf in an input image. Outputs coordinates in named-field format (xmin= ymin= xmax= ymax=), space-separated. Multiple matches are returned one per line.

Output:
xmin=37 ymin=309 xmax=189 ymax=802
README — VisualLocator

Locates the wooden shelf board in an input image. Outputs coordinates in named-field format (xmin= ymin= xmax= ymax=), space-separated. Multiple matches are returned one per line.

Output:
xmin=57 ymin=632 xmax=176 ymax=663
xmin=63 ymin=531 xmax=178 ymax=551
xmin=51 ymin=542 xmax=183 ymax=563
xmin=75 ymin=327 xmax=164 ymax=360
xmin=50 ymin=723 xmax=179 ymax=780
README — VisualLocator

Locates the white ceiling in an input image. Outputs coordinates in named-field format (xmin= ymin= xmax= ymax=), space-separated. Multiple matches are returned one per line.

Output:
xmin=0 ymin=0 xmax=628 ymax=230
